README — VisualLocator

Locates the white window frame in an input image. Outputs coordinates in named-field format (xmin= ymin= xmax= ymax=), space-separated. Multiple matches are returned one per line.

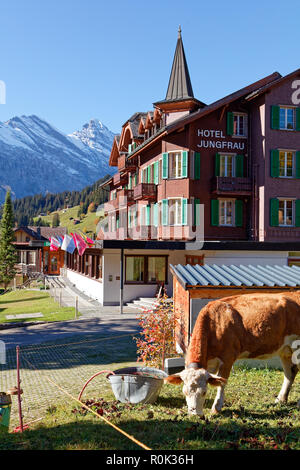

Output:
xmin=168 ymin=197 xmax=182 ymax=226
xmin=279 ymin=106 xmax=295 ymax=131
xmin=278 ymin=198 xmax=295 ymax=227
xmin=233 ymin=113 xmax=248 ymax=137
xmin=219 ymin=198 xmax=235 ymax=227
xmin=168 ymin=151 xmax=183 ymax=179
xmin=279 ymin=150 xmax=295 ymax=178
xmin=219 ymin=153 xmax=236 ymax=177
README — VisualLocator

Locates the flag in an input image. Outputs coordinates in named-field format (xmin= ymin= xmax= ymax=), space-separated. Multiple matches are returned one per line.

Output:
xmin=78 ymin=230 xmax=94 ymax=246
xmin=57 ymin=236 xmax=64 ymax=246
xmin=61 ymin=234 xmax=76 ymax=254
xmin=72 ymin=232 xmax=88 ymax=256
xmin=50 ymin=237 xmax=60 ymax=251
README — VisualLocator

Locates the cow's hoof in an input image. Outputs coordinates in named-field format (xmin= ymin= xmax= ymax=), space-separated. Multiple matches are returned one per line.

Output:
xmin=210 ymin=407 xmax=220 ymax=416
xmin=275 ymin=396 xmax=287 ymax=404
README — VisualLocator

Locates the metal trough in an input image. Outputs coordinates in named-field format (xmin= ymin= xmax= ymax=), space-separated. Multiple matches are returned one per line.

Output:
xmin=108 ymin=367 xmax=168 ymax=404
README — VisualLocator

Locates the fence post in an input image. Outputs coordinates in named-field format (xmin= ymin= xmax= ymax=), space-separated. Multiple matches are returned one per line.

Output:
xmin=59 ymin=289 xmax=62 ymax=307
xmin=75 ymin=296 xmax=78 ymax=319
xmin=16 ymin=346 xmax=24 ymax=432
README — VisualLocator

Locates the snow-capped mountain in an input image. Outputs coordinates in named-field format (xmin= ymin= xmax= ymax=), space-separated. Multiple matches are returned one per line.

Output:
xmin=0 ymin=115 xmax=115 ymax=202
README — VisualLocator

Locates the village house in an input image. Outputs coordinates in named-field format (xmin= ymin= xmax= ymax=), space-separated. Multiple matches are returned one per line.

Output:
xmin=14 ymin=226 xmax=67 ymax=282
xmin=63 ymin=28 xmax=300 ymax=307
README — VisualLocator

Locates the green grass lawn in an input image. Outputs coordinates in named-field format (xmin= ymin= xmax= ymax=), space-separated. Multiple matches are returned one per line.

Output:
xmin=0 ymin=289 xmax=76 ymax=323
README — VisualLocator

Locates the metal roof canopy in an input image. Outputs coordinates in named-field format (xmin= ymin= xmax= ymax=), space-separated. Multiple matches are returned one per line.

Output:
xmin=170 ymin=264 xmax=300 ymax=290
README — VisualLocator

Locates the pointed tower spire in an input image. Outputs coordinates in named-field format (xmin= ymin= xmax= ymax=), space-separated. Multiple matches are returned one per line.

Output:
xmin=153 ymin=28 xmax=205 ymax=116
xmin=165 ymin=27 xmax=194 ymax=102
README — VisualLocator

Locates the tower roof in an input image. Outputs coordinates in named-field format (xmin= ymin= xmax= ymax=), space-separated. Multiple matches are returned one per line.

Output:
xmin=165 ymin=26 xmax=194 ymax=102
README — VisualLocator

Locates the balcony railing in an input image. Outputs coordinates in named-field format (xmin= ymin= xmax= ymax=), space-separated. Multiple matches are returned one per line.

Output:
xmin=133 ymin=183 xmax=157 ymax=201
xmin=117 ymin=154 xmax=137 ymax=172
xmin=118 ymin=189 xmax=135 ymax=206
xmin=212 ymin=176 xmax=252 ymax=195
xmin=113 ymin=172 xmax=128 ymax=187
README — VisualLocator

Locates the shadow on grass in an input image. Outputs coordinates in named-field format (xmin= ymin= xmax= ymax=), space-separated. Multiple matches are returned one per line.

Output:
xmin=0 ymin=295 xmax=49 ymax=306
xmin=1 ymin=414 xmax=299 ymax=451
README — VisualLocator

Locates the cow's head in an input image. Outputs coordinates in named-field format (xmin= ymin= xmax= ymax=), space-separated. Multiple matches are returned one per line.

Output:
xmin=165 ymin=367 xmax=227 ymax=417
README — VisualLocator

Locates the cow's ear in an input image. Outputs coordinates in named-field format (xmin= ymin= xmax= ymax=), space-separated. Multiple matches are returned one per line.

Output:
xmin=207 ymin=375 xmax=227 ymax=387
xmin=164 ymin=374 xmax=183 ymax=385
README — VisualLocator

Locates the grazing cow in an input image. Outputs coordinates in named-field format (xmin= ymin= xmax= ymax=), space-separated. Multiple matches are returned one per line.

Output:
xmin=166 ymin=291 xmax=300 ymax=417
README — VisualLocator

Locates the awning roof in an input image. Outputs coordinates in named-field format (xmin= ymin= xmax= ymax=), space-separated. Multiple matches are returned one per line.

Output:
xmin=170 ymin=264 xmax=300 ymax=289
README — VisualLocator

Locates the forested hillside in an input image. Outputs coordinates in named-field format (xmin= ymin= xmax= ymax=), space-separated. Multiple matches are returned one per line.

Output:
xmin=7 ymin=174 xmax=111 ymax=226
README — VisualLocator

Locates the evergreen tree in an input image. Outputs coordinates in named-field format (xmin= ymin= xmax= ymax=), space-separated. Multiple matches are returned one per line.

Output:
xmin=0 ymin=191 xmax=18 ymax=289
xmin=52 ymin=213 xmax=60 ymax=227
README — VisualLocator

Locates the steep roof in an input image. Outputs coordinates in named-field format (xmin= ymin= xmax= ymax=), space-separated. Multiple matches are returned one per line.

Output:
xmin=165 ymin=26 xmax=194 ymax=102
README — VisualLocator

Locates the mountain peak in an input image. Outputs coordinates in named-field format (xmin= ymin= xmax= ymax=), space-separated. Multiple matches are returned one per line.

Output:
xmin=68 ymin=119 xmax=115 ymax=152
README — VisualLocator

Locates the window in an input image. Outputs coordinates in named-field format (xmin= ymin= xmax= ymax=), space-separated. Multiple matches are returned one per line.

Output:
xmin=279 ymin=199 xmax=294 ymax=226
xmin=128 ymin=206 xmax=137 ymax=228
xmin=27 ymin=251 xmax=36 ymax=265
xmin=279 ymin=151 xmax=295 ymax=177
xmin=219 ymin=199 xmax=234 ymax=226
xmin=279 ymin=107 xmax=295 ymax=130
xmin=233 ymin=113 xmax=247 ymax=137
xmin=148 ymin=257 xmax=166 ymax=282
xmin=168 ymin=198 xmax=182 ymax=226
xmin=169 ymin=152 xmax=183 ymax=178
xmin=220 ymin=155 xmax=235 ymax=177
xmin=125 ymin=255 xmax=167 ymax=283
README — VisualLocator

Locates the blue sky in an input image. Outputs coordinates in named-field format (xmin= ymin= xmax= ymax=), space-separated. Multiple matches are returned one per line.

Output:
xmin=0 ymin=0 xmax=299 ymax=134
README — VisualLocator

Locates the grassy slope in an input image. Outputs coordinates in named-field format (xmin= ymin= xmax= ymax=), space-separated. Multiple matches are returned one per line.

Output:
xmin=0 ymin=289 xmax=76 ymax=322
xmin=33 ymin=206 xmax=104 ymax=235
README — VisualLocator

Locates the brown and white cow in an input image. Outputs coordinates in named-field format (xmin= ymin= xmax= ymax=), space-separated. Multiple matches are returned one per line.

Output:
xmin=166 ymin=291 xmax=300 ymax=417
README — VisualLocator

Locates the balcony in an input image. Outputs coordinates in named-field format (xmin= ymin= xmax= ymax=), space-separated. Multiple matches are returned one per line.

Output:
xmin=104 ymin=197 xmax=119 ymax=213
xmin=117 ymin=154 xmax=137 ymax=173
xmin=212 ymin=177 xmax=252 ymax=196
xmin=113 ymin=172 xmax=128 ymax=187
xmin=133 ymin=183 xmax=157 ymax=201
xmin=118 ymin=189 xmax=135 ymax=206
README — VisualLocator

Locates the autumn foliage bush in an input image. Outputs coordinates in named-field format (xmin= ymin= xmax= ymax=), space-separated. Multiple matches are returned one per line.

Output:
xmin=134 ymin=296 xmax=177 ymax=369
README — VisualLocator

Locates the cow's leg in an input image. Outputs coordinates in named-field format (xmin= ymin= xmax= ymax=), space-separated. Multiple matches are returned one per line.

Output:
xmin=211 ymin=360 xmax=233 ymax=415
xmin=276 ymin=355 xmax=298 ymax=404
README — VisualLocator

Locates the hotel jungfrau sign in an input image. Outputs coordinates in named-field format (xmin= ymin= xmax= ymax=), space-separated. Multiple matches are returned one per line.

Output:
xmin=197 ymin=129 xmax=245 ymax=150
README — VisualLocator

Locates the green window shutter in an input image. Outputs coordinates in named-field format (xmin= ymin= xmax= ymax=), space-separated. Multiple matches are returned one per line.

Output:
xmin=182 ymin=151 xmax=188 ymax=177
xmin=271 ymin=105 xmax=280 ymax=130
xmin=270 ymin=198 xmax=279 ymax=227
xmin=194 ymin=152 xmax=201 ymax=180
xmin=154 ymin=161 xmax=159 ymax=184
xmin=296 ymin=108 xmax=300 ymax=131
xmin=194 ymin=198 xmax=200 ymax=226
xmin=128 ymin=143 xmax=132 ymax=153
xmin=153 ymin=203 xmax=158 ymax=227
xmin=146 ymin=205 xmax=151 ymax=226
xmin=128 ymin=173 xmax=132 ymax=189
xmin=215 ymin=153 xmax=221 ymax=176
xmin=235 ymin=200 xmax=243 ymax=227
xmin=227 ymin=112 xmax=234 ymax=135
xmin=211 ymin=199 xmax=219 ymax=226
xmin=147 ymin=166 xmax=151 ymax=183
xmin=270 ymin=149 xmax=280 ymax=177
xmin=182 ymin=198 xmax=188 ymax=225
xmin=116 ymin=217 xmax=119 ymax=229
xmin=162 ymin=199 xmax=168 ymax=226
xmin=295 ymin=200 xmax=300 ymax=227
xmin=134 ymin=173 xmax=137 ymax=186
xmin=235 ymin=155 xmax=244 ymax=177
xmin=296 ymin=152 xmax=300 ymax=178
xmin=162 ymin=153 xmax=168 ymax=179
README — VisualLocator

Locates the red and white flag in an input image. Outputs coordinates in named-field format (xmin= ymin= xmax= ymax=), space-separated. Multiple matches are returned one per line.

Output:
xmin=50 ymin=237 xmax=60 ymax=251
